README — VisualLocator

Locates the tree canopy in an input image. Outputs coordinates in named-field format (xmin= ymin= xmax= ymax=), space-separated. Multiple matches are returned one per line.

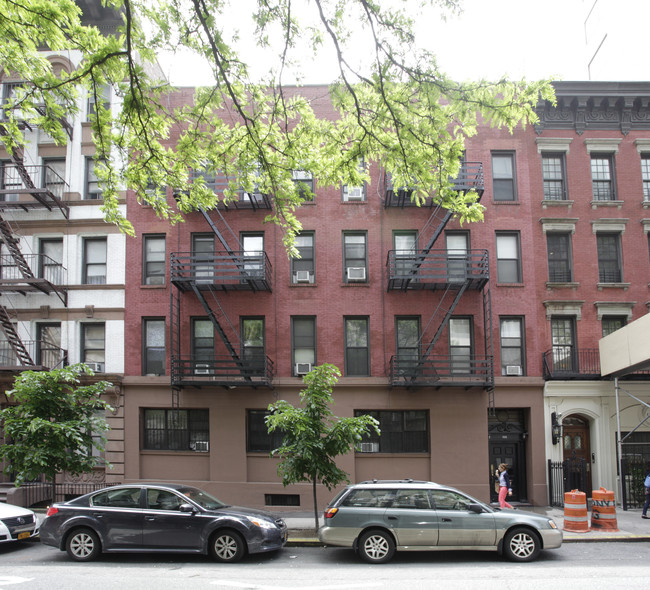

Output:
xmin=0 ymin=364 xmax=113 ymax=486
xmin=266 ymin=364 xmax=379 ymax=529
xmin=0 ymin=0 xmax=554 ymax=254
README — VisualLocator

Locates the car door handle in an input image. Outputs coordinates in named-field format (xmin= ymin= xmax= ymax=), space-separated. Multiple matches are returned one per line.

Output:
xmin=145 ymin=516 xmax=156 ymax=521
xmin=442 ymin=518 xmax=452 ymax=522
xmin=387 ymin=516 xmax=398 ymax=520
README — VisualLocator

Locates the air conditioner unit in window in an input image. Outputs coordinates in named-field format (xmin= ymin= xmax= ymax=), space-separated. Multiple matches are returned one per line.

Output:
xmin=191 ymin=441 xmax=209 ymax=452
xmin=295 ymin=270 xmax=311 ymax=283
xmin=86 ymin=362 xmax=104 ymax=372
xmin=506 ymin=365 xmax=523 ymax=376
xmin=358 ymin=442 xmax=379 ymax=453
xmin=295 ymin=362 xmax=312 ymax=376
xmin=347 ymin=267 xmax=366 ymax=281
xmin=345 ymin=187 xmax=364 ymax=201
xmin=194 ymin=364 xmax=213 ymax=375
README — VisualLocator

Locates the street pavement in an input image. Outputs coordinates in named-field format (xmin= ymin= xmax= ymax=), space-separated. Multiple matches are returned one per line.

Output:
xmin=281 ymin=504 xmax=650 ymax=545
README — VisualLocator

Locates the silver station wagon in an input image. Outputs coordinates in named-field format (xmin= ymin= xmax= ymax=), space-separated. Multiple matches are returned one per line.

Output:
xmin=318 ymin=479 xmax=562 ymax=563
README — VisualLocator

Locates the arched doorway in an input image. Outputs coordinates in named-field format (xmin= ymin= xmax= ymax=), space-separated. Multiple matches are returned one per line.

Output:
xmin=562 ymin=414 xmax=592 ymax=496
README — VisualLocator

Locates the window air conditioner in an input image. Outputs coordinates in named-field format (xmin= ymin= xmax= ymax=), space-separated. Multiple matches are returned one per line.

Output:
xmin=191 ymin=441 xmax=209 ymax=452
xmin=505 ymin=365 xmax=523 ymax=376
xmin=194 ymin=364 xmax=212 ymax=375
xmin=345 ymin=187 xmax=364 ymax=201
xmin=295 ymin=270 xmax=311 ymax=283
xmin=86 ymin=362 xmax=104 ymax=372
xmin=295 ymin=362 xmax=312 ymax=376
xmin=347 ymin=267 xmax=366 ymax=281
xmin=358 ymin=442 xmax=379 ymax=453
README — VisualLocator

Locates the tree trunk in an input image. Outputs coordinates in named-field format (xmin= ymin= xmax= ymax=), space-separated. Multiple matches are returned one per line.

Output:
xmin=312 ymin=478 xmax=319 ymax=531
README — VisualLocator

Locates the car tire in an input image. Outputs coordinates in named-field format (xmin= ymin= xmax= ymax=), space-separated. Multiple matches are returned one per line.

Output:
xmin=503 ymin=527 xmax=541 ymax=562
xmin=357 ymin=529 xmax=395 ymax=564
xmin=65 ymin=528 xmax=101 ymax=562
xmin=210 ymin=529 xmax=245 ymax=563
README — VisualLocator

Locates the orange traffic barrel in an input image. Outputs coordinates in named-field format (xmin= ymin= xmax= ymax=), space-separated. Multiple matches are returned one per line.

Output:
xmin=591 ymin=487 xmax=618 ymax=531
xmin=563 ymin=489 xmax=590 ymax=532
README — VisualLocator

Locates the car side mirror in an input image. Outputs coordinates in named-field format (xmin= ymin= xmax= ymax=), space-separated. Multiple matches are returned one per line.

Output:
xmin=468 ymin=503 xmax=484 ymax=514
xmin=179 ymin=503 xmax=196 ymax=513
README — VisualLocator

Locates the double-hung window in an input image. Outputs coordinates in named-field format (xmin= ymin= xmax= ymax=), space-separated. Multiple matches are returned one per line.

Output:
xmin=42 ymin=158 xmax=66 ymax=201
xmin=596 ymin=232 xmax=622 ymax=283
xmin=343 ymin=232 xmax=367 ymax=283
xmin=542 ymin=153 xmax=567 ymax=200
xmin=0 ymin=160 xmax=20 ymax=202
xmin=449 ymin=317 xmax=472 ymax=374
xmin=83 ymin=237 xmax=107 ymax=284
xmin=143 ymin=318 xmax=165 ymax=376
xmin=642 ymin=155 xmax=650 ymax=202
xmin=602 ymin=316 xmax=626 ymax=337
xmin=291 ymin=232 xmax=315 ymax=284
xmin=591 ymin=154 xmax=616 ymax=201
xmin=342 ymin=159 xmax=366 ymax=202
xmin=143 ymin=235 xmax=166 ymax=285
xmin=345 ymin=317 xmax=369 ymax=376
xmin=491 ymin=152 xmax=516 ymax=201
xmin=85 ymin=157 xmax=105 ymax=200
xmin=292 ymin=170 xmax=314 ymax=201
xmin=500 ymin=317 xmax=525 ymax=376
xmin=39 ymin=238 xmax=63 ymax=284
xmin=242 ymin=317 xmax=265 ymax=373
xmin=82 ymin=323 xmax=105 ymax=371
xmin=551 ymin=317 xmax=576 ymax=373
xmin=546 ymin=233 xmax=573 ymax=282
xmin=495 ymin=232 xmax=521 ymax=283
xmin=395 ymin=317 xmax=420 ymax=375
xmin=87 ymin=84 xmax=110 ymax=120
xmin=192 ymin=318 xmax=214 ymax=375
xmin=247 ymin=410 xmax=285 ymax=452
xmin=292 ymin=317 xmax=316 ymax=375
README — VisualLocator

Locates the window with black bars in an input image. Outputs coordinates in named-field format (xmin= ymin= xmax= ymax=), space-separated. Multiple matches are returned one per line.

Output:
xmin=596 ymin=233 xmax=622 ymax=283
xmin=143 ymin=409 xmax=209 ymax=451
xmin=354 ymin=410 xmax=428 ymax=453
xmin=247 ymin=410 xmax=286 ymax=452
xmin=546 ymin=233 xmax=572 ymax=282
xmin=591 ymin=155 xmax=615 ymax=201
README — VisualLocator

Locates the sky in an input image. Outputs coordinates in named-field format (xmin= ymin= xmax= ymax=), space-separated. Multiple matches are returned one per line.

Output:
xmin=158 ymin=0 xmax=646 ymax=87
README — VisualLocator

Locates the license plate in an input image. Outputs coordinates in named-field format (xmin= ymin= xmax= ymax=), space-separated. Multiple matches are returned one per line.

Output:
xmin=17 ymin=532 xmax=31 ymax=540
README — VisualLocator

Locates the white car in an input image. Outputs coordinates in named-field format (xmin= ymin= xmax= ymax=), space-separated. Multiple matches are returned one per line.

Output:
xmin=0 ymin=503 xmax=39 ymax=543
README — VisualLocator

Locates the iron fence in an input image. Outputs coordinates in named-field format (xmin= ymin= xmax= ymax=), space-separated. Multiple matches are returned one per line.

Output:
xmin=20 ymin=480 xmax=117 ymax=508
xmin=547 ymin=457 xmax=588 ymax=507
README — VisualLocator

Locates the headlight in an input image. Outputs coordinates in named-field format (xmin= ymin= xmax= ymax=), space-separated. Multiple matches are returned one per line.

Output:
xmin=548 ymin=519 xmax=558 ymax=529
xmin=247 ymin=516 xmax=276 ymax=529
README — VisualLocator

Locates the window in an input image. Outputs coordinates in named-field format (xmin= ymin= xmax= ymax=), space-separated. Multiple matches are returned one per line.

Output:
xmin=500 ymin=318 xmax=524 ymax=376
xmin=39 ymin=238 xmax=63 ymax=283
xmin=242 ymin=317 xmax=265 ymax=373
xmin=143 ymin=318 xmax=165 ymax=376
xmin=292 ymin=170 xmax=314 ymax=200
xmin=36 ymin=322 xmax=61 ymax=368
xmin=546 ymin=233 xmax=573 ymax=282
xmin=291 ymin=232 xmax=314 ymax=283
xmin=241 ymin=233 xmax=264 ymax=278
xmin=345 ymin=317 xmax=369 ymax=376
xmin=192 ymin=233 xmax=215 ymax=282
xmin=143 ymin=235 xmax=166 ymax=285
xmin=190 ymin=168 xmax=219 ymax=193
xmin=491 ymin=152 xmax=516 ymax=201
xmin=602 ymin=316 xmax=626 ymax=337
xmin=85 ymin=157 xmax=105 ymax=200
xmin=342 ymin=159 xmax=366 ymax=202
xmin=591 ymin=154 xmax=616 ymax=201
xmin=496 ymin=232 xmax=521 ymax=283
xmin=0 ymin=160 xmax=20 ymax=201
xmin=446 ymin=232 xmax=469 ymax=282
xmin=542 ymin=153 xmax=567 ymax=200
xmin=597 ymin=233 xmax=622 ymax=282
xmin=395 ymin=317 xmax=420 ymax=375
xmin=292 ymin=317 xmax=315 ymax=375
xmin=343 ymin=232 xmax=367 ymax=282
xmin=83 ymin=237 xmax=107 ymax=284
xmin=355 ymin=410 xmax=428 ymax=453
xmin=87 ymin=83 xmax=110 ymax=120
xmin=82 ymin=323 xmax=105 ymax=370
xmin=642 ymin=155 xmax=650 ymax=201
xmin=551 ymin=317 xmax=576 ymax=372
xmin=42 ymin=158 xmax=66 ymax=199
xmin=449 ymin=317 xmax=472 ymax=374
xmin=142 ymin=408 xmax=209 ymax=451
xmin=192 ymin=318 xmax=214 ymax=374
xmin=393 ymin=231 xmax=417 ymax=277
xmin=247 ymin=409 xmax=285 ymax=452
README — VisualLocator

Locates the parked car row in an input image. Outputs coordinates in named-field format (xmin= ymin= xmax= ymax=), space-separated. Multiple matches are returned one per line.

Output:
xmin=5 ymin=479 xmax=562 ymax=564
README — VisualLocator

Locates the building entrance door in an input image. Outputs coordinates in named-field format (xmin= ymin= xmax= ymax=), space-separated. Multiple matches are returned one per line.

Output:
xmin=562 ymin=415 xmax=592 ymax=496
xmin=488 ymin=409 xmax=527 ymax=504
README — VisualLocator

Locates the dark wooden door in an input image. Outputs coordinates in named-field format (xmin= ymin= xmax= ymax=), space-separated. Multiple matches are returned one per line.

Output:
xmin=562 ymin=416 xmax=592 ymax=495
xmin=489 ymin=440 xmax=526 ymax=503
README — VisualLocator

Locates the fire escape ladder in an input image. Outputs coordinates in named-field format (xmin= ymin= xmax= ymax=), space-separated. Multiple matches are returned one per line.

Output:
xmin=0 ymin=217 xmax=36 ymax=280
xmin=483 ymin=281 xmax=495 ymax=413
xmin=0 ymin=305 xmax=34 ymax=366
xmin=169 ymin=288 xmax=182 ymax=407
xmin=190 ymin=283 xmax=252 ymax=382
xmin=421 ymin=282 xmax=469 ymax=360
xmin=199 ymin=206 xmax=240 ymax=254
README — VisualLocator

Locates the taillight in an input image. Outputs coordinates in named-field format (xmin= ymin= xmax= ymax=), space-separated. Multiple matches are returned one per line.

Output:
xmin=45 ymin=506 xmax=59 ymax=517
xmin=324 ymin=507 xmax=338 ymax=519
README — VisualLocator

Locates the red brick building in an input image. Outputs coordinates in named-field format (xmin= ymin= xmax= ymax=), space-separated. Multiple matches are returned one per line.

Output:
xmin=119 ymin=82 xmax=650 ymax=510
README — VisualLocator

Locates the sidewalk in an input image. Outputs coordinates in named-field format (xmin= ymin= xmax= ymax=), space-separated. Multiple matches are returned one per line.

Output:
xmin=282 ymin=506 xmax=650 ymax=545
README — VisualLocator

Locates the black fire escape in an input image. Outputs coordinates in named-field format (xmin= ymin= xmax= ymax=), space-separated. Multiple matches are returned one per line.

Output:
xmin=170 ymin=175 xmax=274 ymax=397
xmin=0 ymin=82 xmax=70 ymax=371
xmin=384 ymin=162 xmax=494 ymax=402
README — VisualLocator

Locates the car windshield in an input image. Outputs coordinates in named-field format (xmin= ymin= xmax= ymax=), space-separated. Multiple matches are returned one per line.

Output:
xmin=178 ymin=486 xmax=228 ymax=510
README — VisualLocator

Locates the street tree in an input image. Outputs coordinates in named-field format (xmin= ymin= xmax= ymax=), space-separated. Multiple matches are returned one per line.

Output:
xmin=0 ymin=364 xmax=113 ymax=492
xmin=0 ymin=0 xmax=554 ymax=254
xmin=266 ymin=363 xmax=379 ymax=530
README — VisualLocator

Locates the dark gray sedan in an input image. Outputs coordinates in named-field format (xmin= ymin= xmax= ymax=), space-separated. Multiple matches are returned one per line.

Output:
xmin=40 ymin=483 xmax=287 ymax=562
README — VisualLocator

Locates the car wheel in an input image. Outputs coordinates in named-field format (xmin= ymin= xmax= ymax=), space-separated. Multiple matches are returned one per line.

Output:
xmin=357 ymin=529 xmax=395 ymax=564
xmin=210 ymin=529 xmax=245 ymax=563
xmin=504 ymin=527 xmax=541 ymax=562
xmin=65 ymin=528 xmax=101 ymax=562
